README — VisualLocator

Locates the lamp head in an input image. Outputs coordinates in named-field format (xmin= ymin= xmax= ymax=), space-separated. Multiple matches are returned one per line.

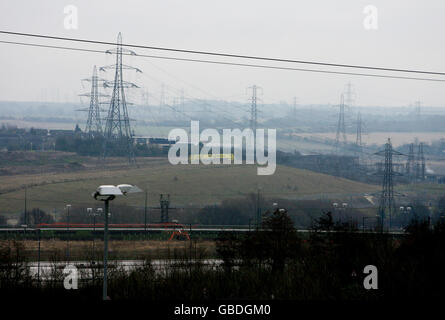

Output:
xmin=92 ymin=184 xmax=142 ymax=201
xmin=116 ymin=184 xmax=142 ymax=195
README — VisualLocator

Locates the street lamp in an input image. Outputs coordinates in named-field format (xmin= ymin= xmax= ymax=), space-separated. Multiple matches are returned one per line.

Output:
xmin=332 ymin=202 xmax=348 ymax=221
xmin=399 ymin=206 xmax=412 ymax=213
xmin=92 ymin=184 xmax=142 ymax=300
xmin=399 ymin=206 xmax=412 ymax=228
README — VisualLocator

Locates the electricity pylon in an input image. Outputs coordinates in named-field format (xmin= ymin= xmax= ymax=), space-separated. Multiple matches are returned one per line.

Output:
xmin=344 ymin=82 xmax=362 ymax=156
xmin=335 ymin=93 xmax=347 ymax=151
xmin=406 ymin=143 xmax=415 ymax=182
xmin=345 ymin=82 xmax=361 ymax=156
xmin=375 ymin=138 xmax=404 ymax=230
xmin=416 ymin=142 xmax=425 ymax=181
xmin=355 ymin=111 xmax=363 ymax=154
xmin=100 ymin=32 xmax=142 ymax=163
xmin=344 ymin=82 xmax=355 ymax=108
xmin=79 ymin=65 xmax=108 ymax=137
xmin=141 ymin=89 xmax=149 ymax=106
xmin=247 ymin=85 xmax=262 ymax=132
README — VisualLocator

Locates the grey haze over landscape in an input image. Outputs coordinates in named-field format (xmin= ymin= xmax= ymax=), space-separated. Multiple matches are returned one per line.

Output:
xmin=1 ymin=0 xmax=445 ymax=107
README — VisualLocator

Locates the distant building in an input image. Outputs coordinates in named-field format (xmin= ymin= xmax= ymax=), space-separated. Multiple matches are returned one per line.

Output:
xmin=29 ymin=128 xmax=48 ymax=136
xmin=49 ymin=129 xmax=75 ymax=136
xmin=133 ymin=136 xmax=175 ymax=147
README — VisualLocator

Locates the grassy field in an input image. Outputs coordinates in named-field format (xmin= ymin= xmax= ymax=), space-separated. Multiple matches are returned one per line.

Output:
xmin=0 ymin=239 xmax=216 ymax=261
xmin=0 ymin=155 xmax=379 ymax=216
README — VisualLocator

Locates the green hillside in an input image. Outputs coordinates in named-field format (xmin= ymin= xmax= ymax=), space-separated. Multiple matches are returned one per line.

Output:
xmin=0 ymin=160 xmax=379 ymax=214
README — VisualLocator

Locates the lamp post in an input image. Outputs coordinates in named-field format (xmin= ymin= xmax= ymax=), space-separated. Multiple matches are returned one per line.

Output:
xmin=103 ymin=197 xmax=112 ymax=300
xmin=399 ymin=206 xmax=412 ymax=228
xmin=93 ymin=184 xmax=142 ymax=300
xmin=37 ymin=227 xmax=41 ymax=286
xmin=66 ymin=204 xmax=71 ymax=261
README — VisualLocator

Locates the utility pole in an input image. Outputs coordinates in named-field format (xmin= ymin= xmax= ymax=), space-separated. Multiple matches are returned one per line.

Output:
xmin=100 ymin=32 xmax=141 ymax=163
xmin=160 ymin=194 xmax=170 ymax=223
xmin=375 ymin=138 xmax=404 ymax=231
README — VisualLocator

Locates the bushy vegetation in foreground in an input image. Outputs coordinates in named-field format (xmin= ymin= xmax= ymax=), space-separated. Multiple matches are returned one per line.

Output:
xmin=1 ymin=209 xmax=445 ymax=301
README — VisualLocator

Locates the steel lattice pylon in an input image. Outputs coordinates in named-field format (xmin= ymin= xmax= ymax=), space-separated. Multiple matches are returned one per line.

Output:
xmin=375 ymin=138 xmax=404 ymax=230
xmin=335 ymin=93 xmax=347 ymax=152
xmin=416 ymin=142 xmax=426 ymax=181
xmin=78 ymin=66 xmax=108 ymax=138
xmin=100 ymin=32 xmax=141 ymax=163
xmin=406 ymin=143 xmax=415 ymax=182
xmin=355 ymin=111 xmax=363 ymax=154
xmin=81 ymin=66 xmax=107 ymax=137
xmin=248 ymin=85 xmax=261 ymax=132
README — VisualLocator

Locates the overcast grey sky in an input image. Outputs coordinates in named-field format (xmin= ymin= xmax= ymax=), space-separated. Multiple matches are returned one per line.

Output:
xmin=0 ymin=0 xmax=444 ymax=107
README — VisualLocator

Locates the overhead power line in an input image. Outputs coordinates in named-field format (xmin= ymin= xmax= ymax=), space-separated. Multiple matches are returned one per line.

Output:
xmin=1 ymin=40 xmax=445 ymax=82
xmin=1 ymin=30 xmax=445 ymax=77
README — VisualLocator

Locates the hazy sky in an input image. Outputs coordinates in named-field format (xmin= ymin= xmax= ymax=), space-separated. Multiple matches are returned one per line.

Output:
xmin=1 ymin=0 xmax=445 ymax=107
